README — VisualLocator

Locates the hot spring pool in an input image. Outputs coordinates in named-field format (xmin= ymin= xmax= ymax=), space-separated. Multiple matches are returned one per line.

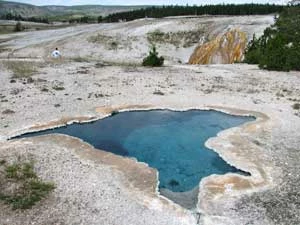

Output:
xmin=18 ymin=110 xmax=254 ymax=195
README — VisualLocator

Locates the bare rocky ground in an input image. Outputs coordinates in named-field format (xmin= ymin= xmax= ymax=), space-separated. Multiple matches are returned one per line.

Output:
xmin=0 ymin=15 xmax=273 ymax=64
xmin=0 ymin=15 xmax=299 ymax=225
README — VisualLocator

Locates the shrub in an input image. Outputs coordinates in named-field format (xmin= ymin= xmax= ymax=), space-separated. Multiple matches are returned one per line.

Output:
xmin=142 ymin=45 xmax=164 ymax=67
xmin=14 ymin=21 xmax=23 ymax=32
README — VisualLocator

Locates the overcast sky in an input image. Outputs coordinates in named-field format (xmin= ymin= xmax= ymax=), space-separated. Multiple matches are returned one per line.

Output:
xmin=3 ymin=0 xmax=284 ymax=6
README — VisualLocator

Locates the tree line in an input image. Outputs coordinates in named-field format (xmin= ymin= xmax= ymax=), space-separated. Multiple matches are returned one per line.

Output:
xmin=98 ymin=4 xmax=285 ymax=22
xmin=0 ymin=12 xmax=98 ymax=24
xmin=68 ymin=16 xmax=97 ymax=24
xmin=0 ymin=4 xmax=287 ymax=24
xmin=0 ymin=13 xmax=49 ymax=24
xmin=244 ymin=7 xmax=300 ymax=71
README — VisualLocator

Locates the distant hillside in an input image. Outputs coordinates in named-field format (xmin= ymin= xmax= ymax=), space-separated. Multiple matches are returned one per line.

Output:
xmin=43 ymin=5 xmax=148 ymax=17
xmin=289 ymin=0 xmax=300 ymax=5
xmin=0 ymin=1 xmax=147 ymax=19
xmin=0 ymin=1 xmax=50 ymax=17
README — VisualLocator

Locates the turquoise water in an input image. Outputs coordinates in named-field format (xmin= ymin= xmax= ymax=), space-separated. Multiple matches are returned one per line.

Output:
xmin=18 ymin=110 xmax=254 ymax=192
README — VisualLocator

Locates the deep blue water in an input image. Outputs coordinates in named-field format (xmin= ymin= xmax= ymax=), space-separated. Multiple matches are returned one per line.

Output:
xmin=18 ymin=110 xmax=254 ymax=192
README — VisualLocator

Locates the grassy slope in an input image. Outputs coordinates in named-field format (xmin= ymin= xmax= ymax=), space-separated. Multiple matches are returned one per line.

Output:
xmin=0 ymin=1 xmax=147 ymax=18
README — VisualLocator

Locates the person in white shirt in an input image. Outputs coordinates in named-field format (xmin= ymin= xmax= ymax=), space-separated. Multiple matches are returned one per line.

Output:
xmin=51 ymin=48 xmax=61 ymax=58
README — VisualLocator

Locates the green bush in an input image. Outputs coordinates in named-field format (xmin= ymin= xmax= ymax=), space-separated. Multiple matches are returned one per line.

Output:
xmin=244 ymin=7 xmax=300 ymax=71
xmin=14 ymin=21 xmax=23 ymax=32
xmin=142 ymin=45 xmax=164 ymax=67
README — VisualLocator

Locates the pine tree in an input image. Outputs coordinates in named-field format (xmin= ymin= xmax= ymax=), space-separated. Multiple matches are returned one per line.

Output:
xmin=142 ymin=45 xmax=164 ymax=67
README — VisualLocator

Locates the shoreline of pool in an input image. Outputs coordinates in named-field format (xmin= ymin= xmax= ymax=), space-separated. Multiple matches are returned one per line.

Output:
xmin=3 ymin=104 xmax=273 ymax=221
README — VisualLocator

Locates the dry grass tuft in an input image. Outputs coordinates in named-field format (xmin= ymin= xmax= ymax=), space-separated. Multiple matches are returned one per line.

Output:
xmin=2 ymin=60 xmax=41 ymax=79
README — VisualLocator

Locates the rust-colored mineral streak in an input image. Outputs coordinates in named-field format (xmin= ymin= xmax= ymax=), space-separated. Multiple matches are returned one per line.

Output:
xmin=189 ymin=29 xmax=247 ymax=64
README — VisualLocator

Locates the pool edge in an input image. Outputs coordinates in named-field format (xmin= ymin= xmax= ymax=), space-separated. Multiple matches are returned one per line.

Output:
xmin=4 ymin=104 xmax=272 ymax=218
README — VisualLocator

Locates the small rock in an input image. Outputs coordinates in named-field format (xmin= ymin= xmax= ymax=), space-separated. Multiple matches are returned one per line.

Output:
xmin=2 ymin=109 xmax=15 ymax=114
xmin=27 ymin=77 xmax=34 ymax=83
xmin=41 ymin=87 xmax=49 ymax=92
xmin=153 ymin=90 xmax=165 ymax=95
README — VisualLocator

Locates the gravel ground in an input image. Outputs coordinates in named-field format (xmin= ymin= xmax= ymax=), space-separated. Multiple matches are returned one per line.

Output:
xmin=0 ymin=135 xmax=195 ymax=225
xmin=0 ymin=62 xmax=299 ymax=225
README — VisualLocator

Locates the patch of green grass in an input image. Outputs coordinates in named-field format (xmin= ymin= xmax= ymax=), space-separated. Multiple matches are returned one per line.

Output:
xmin=0 ymin=25 xmax=15 ymax=34
xmin=3 ymin=61 xmax=39 ymax=79
xmin=71 ymin=56 xmax=90 ymax=62
xmin=148 ymin=29 xmax=164 ymax=39
xmin=5 ymin=163 xmax=20 ymax=179
xmin=87 ymin=34 xmax=122 ymax=50
xmin=0 ymin=160 xmax=55 ymax=210
xmin=147 ymin=29 xmax=205 ymax=48
xmin=88 ymin=33 xmax=111 ymax=44
xmin=0 ymin=42 xmax=12 ymax=54
xmin=5 ymin=162 xmax=37 ymax=180
xmin=99 ymin=60 xmax=138 ymax=67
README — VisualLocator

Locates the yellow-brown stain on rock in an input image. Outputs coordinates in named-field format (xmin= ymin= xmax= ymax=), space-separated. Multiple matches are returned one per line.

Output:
xmin=95 ymin=104 xmax=153 ymax=114
xmin=29 ymin=116 xmax=96 ymax=131
xmin=189 ymin=29 xmax=247 ymax=64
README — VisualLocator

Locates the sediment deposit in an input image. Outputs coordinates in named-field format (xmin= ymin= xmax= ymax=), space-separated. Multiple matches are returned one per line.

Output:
xmin=189 ymin=29 xmax=247 ymax=64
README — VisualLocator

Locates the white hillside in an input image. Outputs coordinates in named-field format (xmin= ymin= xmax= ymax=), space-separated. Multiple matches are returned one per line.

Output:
xmin=0 ymin=15 xmax=274 ymax=64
